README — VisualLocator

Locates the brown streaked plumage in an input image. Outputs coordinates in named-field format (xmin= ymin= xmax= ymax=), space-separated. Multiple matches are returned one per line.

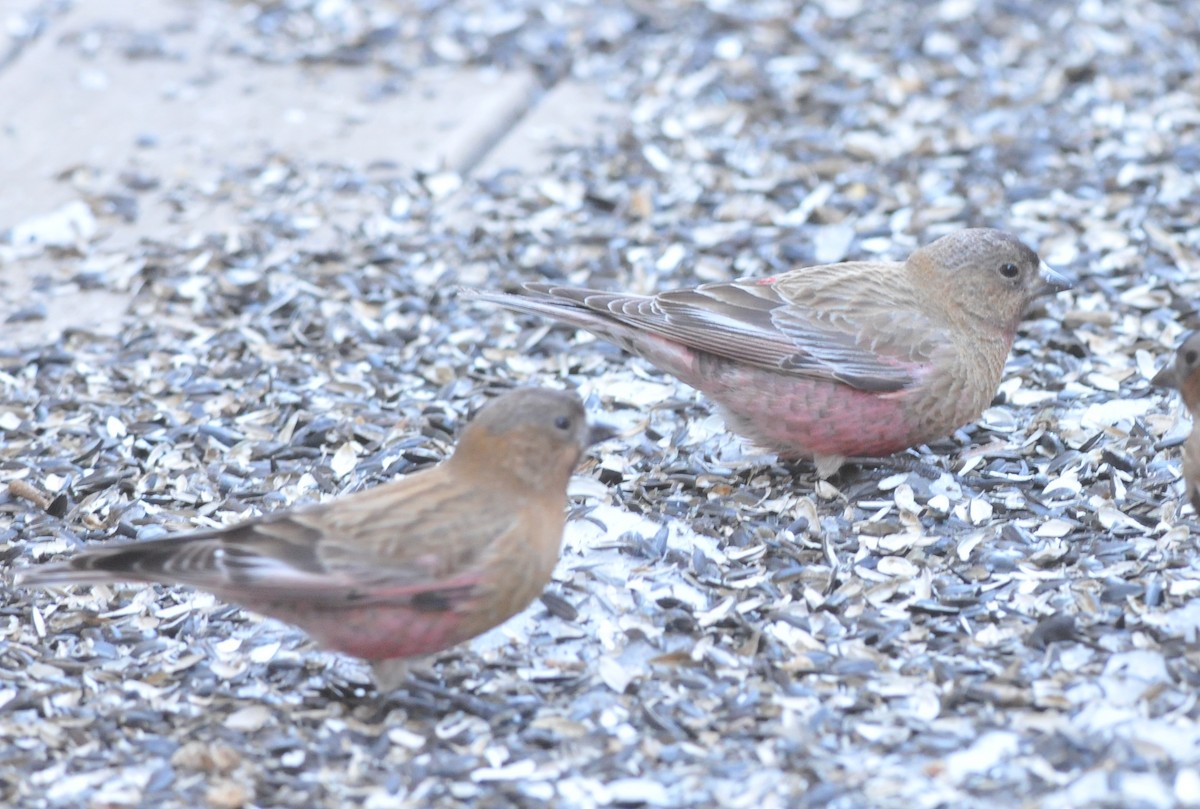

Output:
xmin=1153 ymin=331 xmax=1200 ymax=515
xmin=18 ymin=388 xmax=609 ymax=690
xmin=468 ymin=229 xmax=1070 ymax=476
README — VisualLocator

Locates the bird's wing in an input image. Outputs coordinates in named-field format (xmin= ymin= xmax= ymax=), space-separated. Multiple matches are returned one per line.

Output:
xmin=20 ymin=470 xmax=517 ymax=609
xmin=524 ymin=263 xmax=945 ymax=392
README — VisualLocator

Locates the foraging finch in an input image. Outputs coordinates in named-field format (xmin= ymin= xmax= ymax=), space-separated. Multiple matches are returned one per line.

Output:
xmin=19 ymin=388 xmax=610 ymax=689
xmin=469 ymin=229 xmax=1069 ymax=476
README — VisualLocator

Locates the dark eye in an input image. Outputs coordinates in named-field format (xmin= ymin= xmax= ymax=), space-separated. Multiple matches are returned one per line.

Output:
xmin=554 ymin=416 xmax=571 ymax=430
xmin=1187 ymin=350 xmax=1198 ymax=366
xmin=998 ymin=263 xmax=1020 ymax=279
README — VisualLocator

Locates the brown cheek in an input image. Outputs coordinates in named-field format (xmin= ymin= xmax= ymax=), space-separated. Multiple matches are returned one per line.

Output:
xmin=567 ymin=445 xmax=582 ymax=469
xmin=1181 ymin=375 xmax=1200 ymax=409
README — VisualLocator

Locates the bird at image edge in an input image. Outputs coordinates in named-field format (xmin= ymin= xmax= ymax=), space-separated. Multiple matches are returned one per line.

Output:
xmin=1153 ymin=330 xmax=1200 ymax=515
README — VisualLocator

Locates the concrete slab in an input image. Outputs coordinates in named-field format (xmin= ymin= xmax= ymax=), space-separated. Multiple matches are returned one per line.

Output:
xmin=439 ymin=76 xmax=627 ymax=241
xmin=472 ymin=76 xmax=623 ymax=178
xmin=0 ymin=0 xmax=542 ymax=231
xmin=0 ymin=0 xmax=551 ymax=346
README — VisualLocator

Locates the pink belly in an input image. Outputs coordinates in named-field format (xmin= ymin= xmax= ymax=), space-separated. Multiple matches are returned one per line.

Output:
xmin=238 ymin=600 xmax=481 ymax=661
xmin=693 ymin=363 xmax=935 ymax=458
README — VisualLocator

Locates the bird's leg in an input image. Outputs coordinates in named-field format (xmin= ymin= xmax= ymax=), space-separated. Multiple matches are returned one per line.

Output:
xmin=370 ymin=657 xmax=415 ymax=692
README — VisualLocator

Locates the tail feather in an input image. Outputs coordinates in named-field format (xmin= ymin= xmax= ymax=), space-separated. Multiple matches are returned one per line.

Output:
xmin=464 ymin=286 xmax=632 ymax=336
xmin=466 ymin=285 xmax=701 ymax=384
xmin=17 ymin=532 xmax=225 ymax=589
xmin=16 ymin=561 xmax=126 ymax=588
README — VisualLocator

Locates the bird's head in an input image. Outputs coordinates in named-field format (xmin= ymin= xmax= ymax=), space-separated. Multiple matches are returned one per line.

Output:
xmin=453 ymin=388 xmax=609 ymax=490
xmin=911 ymin=228 xmax=1070 ymax=335
xmin=1153 ymin=331 xmax=1200 ymax=412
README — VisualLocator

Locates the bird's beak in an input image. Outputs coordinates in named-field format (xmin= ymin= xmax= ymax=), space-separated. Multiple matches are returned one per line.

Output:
xmin=1037 ymin=261 xmax=1073 ymax=296
xmin=587 ymin=422 xmax=619 ymax=447
xmin=1151 ymin=364 xmax=1178 ymax=390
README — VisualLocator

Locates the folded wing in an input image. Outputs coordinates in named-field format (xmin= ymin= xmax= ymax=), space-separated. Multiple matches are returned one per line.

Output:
xmin=19 ymin=473 xmax=515 ymax=611
xmin=498 ymin=263 xmax=944 ymax=393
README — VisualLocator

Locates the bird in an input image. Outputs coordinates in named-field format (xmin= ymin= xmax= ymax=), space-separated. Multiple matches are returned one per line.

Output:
xmin=18 ymin=388 xmax=611 ymax=690
xmin=1152 ymin=331 xmax=1200 ymax=515
xmin=467 ymin=228 xmax=1071 ymax=477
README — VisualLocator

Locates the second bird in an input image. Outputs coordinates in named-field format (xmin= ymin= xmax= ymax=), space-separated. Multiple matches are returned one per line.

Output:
xmin=19 ymin=388 xmax=607 ymax=690
xmin=471 ymin=229 xmax=1070 ymax=476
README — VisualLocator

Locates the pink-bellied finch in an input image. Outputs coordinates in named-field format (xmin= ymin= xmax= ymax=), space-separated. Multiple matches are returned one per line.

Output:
xmin=469 ymin=229 xmax=1069 ymax=476
xmin=19 ymin=388 xmax=610 ymax=689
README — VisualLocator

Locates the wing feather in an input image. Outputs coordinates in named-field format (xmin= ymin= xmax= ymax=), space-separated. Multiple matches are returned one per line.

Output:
xmin=508 ymin=262 xmax=946 ymax=392
xmin=19 ymin=467 xmax=519 ymax=608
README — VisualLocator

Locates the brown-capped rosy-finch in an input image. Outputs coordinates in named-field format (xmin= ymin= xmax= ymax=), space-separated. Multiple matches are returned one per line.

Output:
xmin=1153 ymin=331 xmax=1200 ymax=515
xmin=19 ymin=388 xmax=609 ymax=690
xmin=469 ymin=229 xmax=1069 ymax=476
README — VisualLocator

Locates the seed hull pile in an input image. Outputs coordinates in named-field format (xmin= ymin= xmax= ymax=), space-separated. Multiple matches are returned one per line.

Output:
xmin=1 ymin=1 xmax=1199 ymax=807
